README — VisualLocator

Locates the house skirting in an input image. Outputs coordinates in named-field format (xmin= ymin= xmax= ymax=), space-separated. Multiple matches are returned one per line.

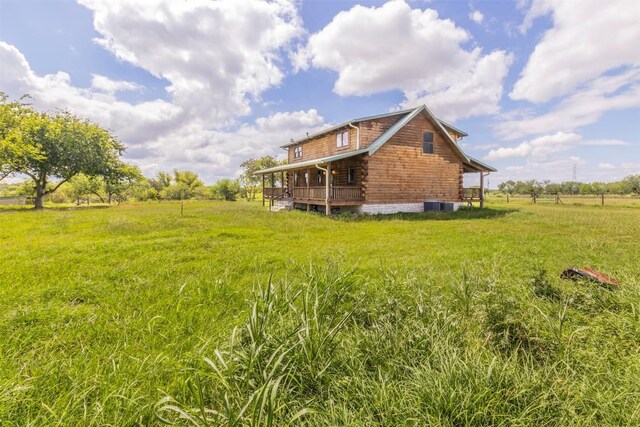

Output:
xmin=358 ymin=203 xmax=425 ymax=214
xmin=358 ymin=202 xmax=464 ymax=214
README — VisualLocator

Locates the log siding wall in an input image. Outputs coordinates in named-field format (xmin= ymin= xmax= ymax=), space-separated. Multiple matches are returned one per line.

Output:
xmin=363 ymin=114 xmax=463 ymax=204
xmin=286 ymin=114 xmax=408 ymax=163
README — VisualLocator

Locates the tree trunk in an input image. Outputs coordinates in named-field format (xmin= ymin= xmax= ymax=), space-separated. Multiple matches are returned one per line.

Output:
xmin=34 ymin=184 xmax=45 ymax=210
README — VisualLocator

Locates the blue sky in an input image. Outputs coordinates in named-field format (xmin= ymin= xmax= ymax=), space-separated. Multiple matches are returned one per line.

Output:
xmin=1 ymin=0 xmax=638 ymax=185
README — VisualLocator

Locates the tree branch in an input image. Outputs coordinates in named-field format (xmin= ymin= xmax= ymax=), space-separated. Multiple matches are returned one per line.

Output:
xmin=44 ymin=179 xmax=69 ymax=195
xmin=90 ymin=190 xmax=105 ymax=204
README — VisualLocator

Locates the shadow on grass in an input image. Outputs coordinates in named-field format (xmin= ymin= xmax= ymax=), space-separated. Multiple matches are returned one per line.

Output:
xmin=0 ymin=205 xmax=114 ymax=213
xmin=44 ymin=205 xmax=113 ymax=211
xmin=332 ymin=207 xmax=518 ymax=222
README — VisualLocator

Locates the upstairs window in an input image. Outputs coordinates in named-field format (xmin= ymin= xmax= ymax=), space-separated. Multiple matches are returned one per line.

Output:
xmin=422 ymin=131 xmax=434 ymax=154
xmin=294 ymin=145 xmax=302 ymax=158
xmin=336 ymin=130 xmax=349 ymax=148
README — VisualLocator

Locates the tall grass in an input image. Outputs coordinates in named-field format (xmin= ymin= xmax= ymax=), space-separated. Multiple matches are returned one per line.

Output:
xmin=158 ymin=262 xmax=640 ymax=425
xmin=1 ymin=200 xmax=639 ymax=425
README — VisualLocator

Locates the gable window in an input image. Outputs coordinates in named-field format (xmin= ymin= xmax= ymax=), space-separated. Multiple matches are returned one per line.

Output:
xmin=294 ymin=145 xmax=302 ymax=158
xmin=422 ymin=131 xmax=434 ymax=154
xmin=347 ymin=167 xmax=355 ymax=184
xmin=336 ymin=130 xmax=349 ymax=148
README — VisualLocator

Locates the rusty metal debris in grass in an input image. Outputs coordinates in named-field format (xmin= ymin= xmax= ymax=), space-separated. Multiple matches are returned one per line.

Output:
xmin=561 ymin=266 xmax=620 ymax=288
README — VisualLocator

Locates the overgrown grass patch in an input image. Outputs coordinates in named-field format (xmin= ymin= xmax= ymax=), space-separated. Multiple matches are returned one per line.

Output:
xmin=1 ymin=200 xmax=639 ymax=425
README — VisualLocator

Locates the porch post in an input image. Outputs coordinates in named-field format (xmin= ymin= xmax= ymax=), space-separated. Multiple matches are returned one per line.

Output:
xmin=262 ymin=174 xmax=265 ymax=207
xmin=326 ymin=162 xmax=331 ymax=216
xmin=479 ymin=172 xmax=485 ymax=209
xmin=281 ymin=171 xmax=284 ymax=196
xmin=306 ymin=167 xmax=311 ymax=211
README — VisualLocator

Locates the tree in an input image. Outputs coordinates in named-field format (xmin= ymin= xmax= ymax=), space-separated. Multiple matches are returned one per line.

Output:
xmin=157 ymin=171 xmax=173 ymax=189
xmin=212 ymin=178 xmax=240 ymax=201
xmin=69 ymin=173 xmax=98 ymax=205
xmin=0 ymin=94 xmax=125 ymax=209
xmin=158 ymin=170 xmax=204 ymax=200
xmin=238 ymin=156 xmax=283 ymax=201
xmin=92 ymin=162 xmax=144 ymax=204
xmin=622 ymin=174 xmax=640 ymax=195
xmin=498 ymin=180 xmax=516 ymax=195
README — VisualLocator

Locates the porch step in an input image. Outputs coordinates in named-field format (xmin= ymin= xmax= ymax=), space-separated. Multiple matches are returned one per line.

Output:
xmin=270 ymin=200 xmax=293 ymax=212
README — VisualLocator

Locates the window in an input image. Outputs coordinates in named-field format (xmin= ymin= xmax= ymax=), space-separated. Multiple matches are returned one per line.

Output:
xmin=422 ymin=131 xmax=434 ymax=154
xmin=294 ymin=145 xmax=302 ymax=158
xmin=336 ymin=130 xmax=349 ymax=148
xmin=317 ymin=170 xmax=323 ymax=184
xmin=347 ymin=167 xmax=355 ymax=184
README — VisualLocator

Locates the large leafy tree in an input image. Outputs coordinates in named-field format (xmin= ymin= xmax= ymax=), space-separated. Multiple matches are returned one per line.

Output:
xmin=0 ymin=93 xmax=125 ymax=209
xmin=90 ymin=162 xmax=144 ymax=204
xmin=238 ymin=156 xmax=283 ymax=201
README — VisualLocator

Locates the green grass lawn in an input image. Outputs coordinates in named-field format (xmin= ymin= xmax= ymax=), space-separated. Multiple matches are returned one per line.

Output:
xmin=1 ymin=199 xmax=639 ymax=425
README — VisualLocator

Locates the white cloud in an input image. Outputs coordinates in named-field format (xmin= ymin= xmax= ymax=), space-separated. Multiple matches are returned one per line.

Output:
xmin=485 ymin=131 xmax=630 ymax=161
xmin=79 ymin=0 xmax=303 ymax=123
xmin=486 ymin=131 xmax=581 ymax=160
xmin=90 ymin=75 xmax=143 ymax=94
xmin=598 ymin=163 xmax=615 ymax=170
xmin=512 ymin=0 xmax=640 ymax=103
xmin=295 ymin=0 xmax=512 ymax=121
xmin=469 ymin=10 xmax=484 ymax=24
xmin=496 ymin=69 xmax=640 ymax=139
xmin=0 ymin=1 xmax=310 ymax=182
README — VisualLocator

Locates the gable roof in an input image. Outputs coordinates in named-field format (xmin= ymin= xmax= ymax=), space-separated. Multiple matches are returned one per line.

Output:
xmin=257 ymin=105 xmax=495 ymax=174
xmin=279 ymin=107 xmax=466 ymax=149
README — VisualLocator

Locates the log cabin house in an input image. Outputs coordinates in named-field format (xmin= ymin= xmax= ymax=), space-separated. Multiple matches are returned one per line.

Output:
xmin=256 ymin=105 xmax=495 ymax=215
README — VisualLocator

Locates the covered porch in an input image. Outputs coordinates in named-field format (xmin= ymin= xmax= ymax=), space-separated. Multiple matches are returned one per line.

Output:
xmin=258 ymin=150 xmax=368 ymax=214
xmin=462 ymin=158 xmax=496 ymax=208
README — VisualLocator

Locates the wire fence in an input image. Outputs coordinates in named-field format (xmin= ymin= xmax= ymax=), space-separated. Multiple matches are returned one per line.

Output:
xmin=488 ymin=193 xmax=640 ymax=208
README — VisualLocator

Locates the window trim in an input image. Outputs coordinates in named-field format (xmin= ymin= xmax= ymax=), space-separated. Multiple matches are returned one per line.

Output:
xmin=336 ymin=130 xmax=349 ymax=149
xmin=347 ymin=167 xmax=355 ymax=184
xmin=422 ymin=131 xmax=434 ymax=154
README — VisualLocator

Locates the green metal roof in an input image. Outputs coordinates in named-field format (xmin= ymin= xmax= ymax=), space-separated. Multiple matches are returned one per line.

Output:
xmin=464 ymin=156 xmax=497 ymax=172
xmin=257 ymin=105 xmax=496 ymax=175
xmin=278 ymin=107 xmax=468 ymax=149
xmin=256 ymin=149 xmax=368 ymax=174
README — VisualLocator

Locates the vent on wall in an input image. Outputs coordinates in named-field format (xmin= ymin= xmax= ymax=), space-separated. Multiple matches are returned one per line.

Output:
xmin=424 ymin=201 xmax=455 ymax=212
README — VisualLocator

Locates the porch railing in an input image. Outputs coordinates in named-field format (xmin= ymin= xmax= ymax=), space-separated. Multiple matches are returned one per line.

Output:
xmin=331 ymin=186 xmax=363 ymax=200
xmin=462 ymin=188 xmax=482 ymax=200
xmin=291 ymin=186 xmax=363 ymax=201
xmin=263 ymin=187 xmax=286 ymax=198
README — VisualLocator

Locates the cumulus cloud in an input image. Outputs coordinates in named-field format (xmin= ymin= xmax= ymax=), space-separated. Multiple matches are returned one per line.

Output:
xmin=496 ymin=69 xmax=640 ymax=139
xmin=295 ymin=0 xmax=512 ymax=121
xmin=485 ymin=131 xmax=629 ymax=161
xmin=0 ymin=1 xmax=313 ymax=182
xmin=512 ymin=0 xmax=640 ymax=103
xmin=486 ymin=131 xmax=581 ymax=160
xmin=90 ymin=75 xmax=143 ymax=94
xmin=598 ymin=163 xmax=615 ymax=170
xmin=469 ymin=10 xmax=484 ymax=24
xmin=79 ymin=0 xmax=303 ymax=123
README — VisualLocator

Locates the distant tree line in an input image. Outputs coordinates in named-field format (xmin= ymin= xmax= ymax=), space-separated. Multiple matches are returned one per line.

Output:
xmin=1 ymin=155 xmax=286 ymax=205
xmin=496 ymin=176 xmax=640 ymax=196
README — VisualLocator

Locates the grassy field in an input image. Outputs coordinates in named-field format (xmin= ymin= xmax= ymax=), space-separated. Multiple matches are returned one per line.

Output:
xmin=1 ymin=199 xmax=639 ymax=425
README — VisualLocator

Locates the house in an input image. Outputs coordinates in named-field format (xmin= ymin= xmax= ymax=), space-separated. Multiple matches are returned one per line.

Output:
xmin=256 ymin=105 xmax=495 ymax=215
